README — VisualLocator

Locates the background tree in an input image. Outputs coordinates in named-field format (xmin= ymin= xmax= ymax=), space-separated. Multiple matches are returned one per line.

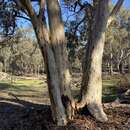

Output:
xmin=0 ymin=28 xmax=44 ymax=76
xmin=104 ymin=8 xmax=130 ymax=74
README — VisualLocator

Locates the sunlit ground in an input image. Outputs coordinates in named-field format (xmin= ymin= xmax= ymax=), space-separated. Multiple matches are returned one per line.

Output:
xmin=0 ymin=79 xmax=50 ymax=105
xmin=0 ymin=74 xmax=129 ymax=105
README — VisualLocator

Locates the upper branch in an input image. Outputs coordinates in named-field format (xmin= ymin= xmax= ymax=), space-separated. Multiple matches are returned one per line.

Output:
xmin=19 ymin=0 xmax=38 ymax=29
xmin=38 ymin=0 xmax=45 ymax=21
xmin=110 ymin=0 xmax=124 ymax=17
xmin=108 ymin=0 xmax=124 ymax=26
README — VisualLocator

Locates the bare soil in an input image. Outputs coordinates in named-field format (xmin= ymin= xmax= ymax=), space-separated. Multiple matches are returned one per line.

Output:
xmin=0 ymin=74 xmax=130 ymax=130
xmin=0 ymin=99 xmax=130 ymax=130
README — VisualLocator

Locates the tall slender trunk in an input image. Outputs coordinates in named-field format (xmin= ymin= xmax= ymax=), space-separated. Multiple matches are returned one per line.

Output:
xmin=4 ymin=59 xmax=6 ymax=73
xmin=118 ymin=62 xmax=125 ymax=74
xmin=128 ymin=58 xmax=130 ymax=73
xmin=46 ymin=0 xmax=74 ymax=119
xmin=110 ymin=53 xmax=113 ymax=75
xmin=77 ymin=0 xmax=109 ymax=122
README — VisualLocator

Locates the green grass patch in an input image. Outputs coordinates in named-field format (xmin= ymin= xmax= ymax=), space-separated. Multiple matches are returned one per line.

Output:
xmin=0 ymin=79 xmax=46 ymax=93
xmin=13 ymin=79 xmax=44 ymax=87
xmin=0 ymin=77 xmax=122 ymax=103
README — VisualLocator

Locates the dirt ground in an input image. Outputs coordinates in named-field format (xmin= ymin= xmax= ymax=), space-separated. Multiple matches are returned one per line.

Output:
xmin=0 ymin=74 xmax=130 ymax=130
xmin=0 ymin=99 xmax=130 ymax=130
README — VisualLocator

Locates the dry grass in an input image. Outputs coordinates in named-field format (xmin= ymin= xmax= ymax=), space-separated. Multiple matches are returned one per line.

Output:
xmin=0 ymin=79 xmax=50 ymax=105
xmin=0 ymin=74 xmax=122 ymax=104
xmin=0 ymin=75 xmax=130 ymax=130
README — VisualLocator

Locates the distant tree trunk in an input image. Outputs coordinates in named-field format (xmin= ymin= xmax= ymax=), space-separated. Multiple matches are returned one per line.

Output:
xmin=77 ymin=0 xmax=109 ymax=122
xmin=128 ymin=58 xmax=130 ymax=73
xmin=37 ymin=65 xmax=40 ymax=77
xmin=110 ymin=63 xmax=113 ymax=75
xmin=3 ymin=59 xmax=6 ymax=73
xmin=118 ymin=62 xmax=125 ymax=74
xmin=34 ymin=65 xmax=37 ymax=76
xmin=110 ymin=53 xmax=113 ymax=75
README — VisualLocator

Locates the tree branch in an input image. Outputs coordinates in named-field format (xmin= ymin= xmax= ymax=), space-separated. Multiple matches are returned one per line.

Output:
xmin=74 ymin=15 xmax=86 ymax=34
xmin=19 ymin=0 xmax=38 ymax=29
xmin=38 ymin=0 xmax=45 ymax=21
xmin=16 ymin=15 xmax=31 ymax=21
xmin=107 ymin=0 xmax=124 ymax=26
xmin=110 ymin=0 xmax=124 ymax=17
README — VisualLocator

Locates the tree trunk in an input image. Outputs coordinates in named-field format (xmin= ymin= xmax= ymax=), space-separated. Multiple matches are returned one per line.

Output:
xmin=117 ymin=61 xmax=123 ymax=74
xmin=110 ymin=62 xmax=113 ymax=75
xmin=128 ymin=58 xmax=130 ymax=73
xmin=21 ymin=0 xmax=74 ymax=125
xmin=110 ymin=53 xmax=113 ymax=75
xmin=4 ymin=59 xmax=6 ymax=73
xmin=119 ymin=62 xmax=125 ymax=74
xmin=46 ymin=0 xmax=74 ymax=120
xmin=77 ymin=0 xmax=109 ymax=122
xmin=28 ymin=14 xmax=68 ymax=125
xmin=36 ymin=24 xmax=67 ymax=125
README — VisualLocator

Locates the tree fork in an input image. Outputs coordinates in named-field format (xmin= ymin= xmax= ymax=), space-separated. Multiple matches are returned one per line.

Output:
xmin=19 ymin=0 xmax=69 ymax=125
xmin=76 ymin=0 xmax=124 ymax=122
xmin=77 ymin=0 xmax=109 ymax=122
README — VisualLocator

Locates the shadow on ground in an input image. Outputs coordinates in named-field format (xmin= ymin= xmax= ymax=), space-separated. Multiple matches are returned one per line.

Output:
xmin=0 ymin=98 xmax=53 ymax=130
xmin=0 ymin=97 xmax=130 ymax=130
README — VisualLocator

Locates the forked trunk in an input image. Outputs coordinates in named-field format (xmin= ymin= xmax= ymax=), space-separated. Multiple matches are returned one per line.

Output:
xmin=33 ymin=21 xmax=68 ymax=125
xmin=27 ymin=0 xmax=73 ymax=125
xmin=77 ymin=0 xmax=109 ymax=122
xmin=18 ymin=0 xmax=124 ymax=127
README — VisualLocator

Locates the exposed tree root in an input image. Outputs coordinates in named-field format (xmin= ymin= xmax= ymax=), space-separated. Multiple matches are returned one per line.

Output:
xmin=76 ymin=101 xmax=108 ymax=122
xmin=87 ymin=103 xmax=108 ymax=122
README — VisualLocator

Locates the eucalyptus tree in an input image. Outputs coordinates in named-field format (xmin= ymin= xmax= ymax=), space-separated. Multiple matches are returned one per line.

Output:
xmin=104 ymin=8 xmax=130 ymax=74
xmin=0 ymin=0 xmax=124 ymax=126
xmin=65 ymin=0 xmax=124 ymax=122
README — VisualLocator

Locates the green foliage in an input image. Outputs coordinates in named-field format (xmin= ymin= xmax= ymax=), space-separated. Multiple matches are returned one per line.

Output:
xmin=0 ymin=29 xmax=44 ymax=76
xmin=104 ymin=8 xmax=130 ymax=72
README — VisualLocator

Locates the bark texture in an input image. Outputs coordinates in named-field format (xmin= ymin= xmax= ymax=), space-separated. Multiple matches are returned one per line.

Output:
xmin=19 ymin=0 xmax=70 ymax=126
xmin=46 ymin=0 xmax=74 ymax=120
xmin=36 ymin=19 xmax=68 ymax=126
xmin=17 ymin=0 xmax=124 ymax=126
xmin=77 ymin=0 xmax=109 ymax=122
